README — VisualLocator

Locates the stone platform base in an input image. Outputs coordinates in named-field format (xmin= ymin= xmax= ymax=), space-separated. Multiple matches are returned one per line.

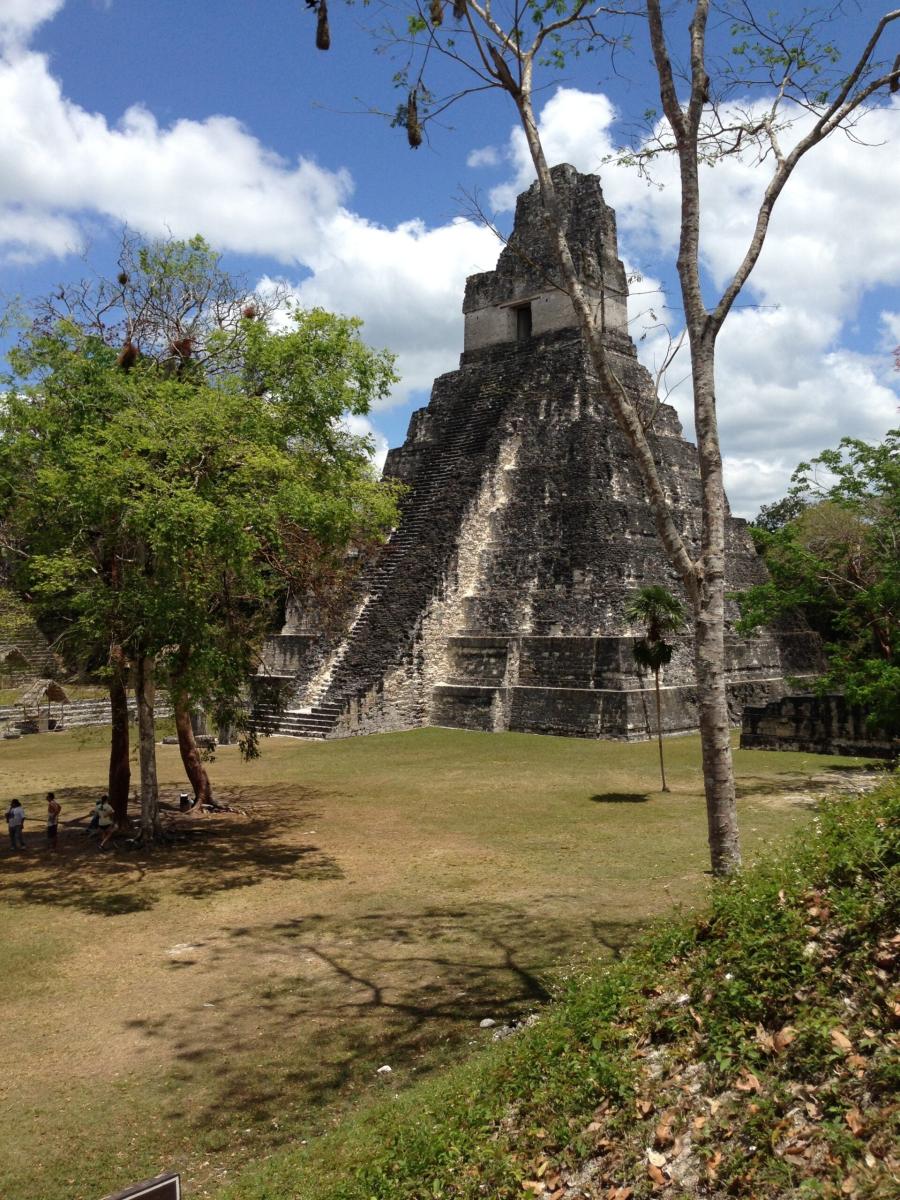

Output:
xmin=741 ymin=694 xmax=898 ymax=760
xmin=427 ymin=631 xmax=811 ymax=739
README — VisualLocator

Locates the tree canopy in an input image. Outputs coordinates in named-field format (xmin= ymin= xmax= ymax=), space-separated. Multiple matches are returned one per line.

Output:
xmin=741 ymin=430 xmax=900 ymax=734
xmin=0 ymin=236 xmax=401 ymax=833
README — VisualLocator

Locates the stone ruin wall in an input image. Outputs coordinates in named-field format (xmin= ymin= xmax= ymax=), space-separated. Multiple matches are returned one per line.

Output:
xmin=259 ymin=166 xmax=823 ymax=741
xmin=0 ymin=589 xmax=60 ymax=687
xmin=741 ymin=694 xmax=897 ymax=760
xmin=323 ymin=346 xmax=817 ymax=741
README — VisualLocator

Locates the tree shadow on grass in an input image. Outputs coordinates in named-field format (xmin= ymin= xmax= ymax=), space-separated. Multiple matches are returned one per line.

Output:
xmin=588 ymin=915 xmax=643 ymax=960
xmin=735 ymin=776 xmax=806 ymax=799
xmin=734 ymin=775 xmax=828 ymax=805
xmin=589 ymin=792 xmax=651 ymax=803
xmin=735 ymin=762 xmax=885 ymax=802
xmin=123 ymin=902 xmax=647 ymax=1141
xmin=0 ymin=784 xmax=341 ymax=917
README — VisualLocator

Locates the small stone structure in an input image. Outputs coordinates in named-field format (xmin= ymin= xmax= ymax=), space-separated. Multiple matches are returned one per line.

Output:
xmin=0 ymin=694 xmax=175 ymax=737
xmin=258 ymin=165 xmax=823 ymax=739
xmin=0 ymin=590 xmax=60 ymax=685
xmin=741 ymin=694 xmax=897 ymax=760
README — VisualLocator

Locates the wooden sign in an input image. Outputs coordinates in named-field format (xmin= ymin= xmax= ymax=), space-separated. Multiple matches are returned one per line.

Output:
xmin=103 ymin=1172 xmax=181 ymax=1200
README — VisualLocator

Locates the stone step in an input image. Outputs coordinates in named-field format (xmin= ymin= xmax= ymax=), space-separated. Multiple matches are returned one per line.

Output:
xmin=287 ymin=721 xmax=334 ymax=732
xmin=254 ymin=712 xmax=336 ymax=736
xmin=283 ymin=388 xmax=511 ymax=725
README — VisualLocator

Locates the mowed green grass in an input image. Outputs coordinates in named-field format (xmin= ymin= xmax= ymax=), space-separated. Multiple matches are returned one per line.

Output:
xmin=0 ymin=725 xmax=877 ymax=1200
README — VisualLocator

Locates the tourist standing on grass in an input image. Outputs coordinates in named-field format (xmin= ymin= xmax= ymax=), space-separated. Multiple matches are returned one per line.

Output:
xmin=85 ymin=796 xmax=104 ymax=836
xmin=6 ymin=799 xmax=25 ymax=850
xmin=46 ymin=792 xmax=61 ymax=851
xmin=97 ymin=795 xmax=115 ymax=851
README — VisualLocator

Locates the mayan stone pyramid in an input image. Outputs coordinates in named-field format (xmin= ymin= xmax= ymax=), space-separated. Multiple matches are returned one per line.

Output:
xmin=259 ymin=165 xmax=820 ymax=739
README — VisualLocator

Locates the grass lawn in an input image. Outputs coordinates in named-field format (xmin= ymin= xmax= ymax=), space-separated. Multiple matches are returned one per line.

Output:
xmin=0 ymin=725 xmax=880 ymax=1200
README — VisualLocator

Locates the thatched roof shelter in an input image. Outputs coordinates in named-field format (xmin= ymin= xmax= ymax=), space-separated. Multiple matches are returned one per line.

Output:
xmin=20 ymin=678 xmax=70 ymax=707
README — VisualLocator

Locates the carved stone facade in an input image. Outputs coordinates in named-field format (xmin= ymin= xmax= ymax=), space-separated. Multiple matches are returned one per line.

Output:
xmin=258 ymin=165 xmax=822 ymax=739
xmin=741 ymin=694 xmax=897 ymax=760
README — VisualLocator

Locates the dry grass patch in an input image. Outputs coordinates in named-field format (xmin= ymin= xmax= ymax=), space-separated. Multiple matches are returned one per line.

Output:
xmin=0 ymin=727 xmax=880 ymax=1200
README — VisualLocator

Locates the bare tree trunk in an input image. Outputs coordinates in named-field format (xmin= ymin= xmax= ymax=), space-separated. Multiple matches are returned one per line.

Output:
xmin=135 ymin=652 xmax=161 ymax=840
xmin=690 ymin=351 xmax=741 ymax=873
xmin=691 ymin=350 xmax=741 ymax=872
xmin=174 ymin=690 xmax=214 ymax=807
xmin=654 ymin=669 xmax=669 ymax=793
xmin=108 ymin=656 xmax=131 ymax=827
xmin=515 ymin=79 xmax=741 ymax=871
xmin=694 ymin=603 xmax=741 ymax=872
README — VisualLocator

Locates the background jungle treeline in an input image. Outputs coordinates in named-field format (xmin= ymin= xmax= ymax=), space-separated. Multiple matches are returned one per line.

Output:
xmin=741 ymin=430 xmax=899 ymax=737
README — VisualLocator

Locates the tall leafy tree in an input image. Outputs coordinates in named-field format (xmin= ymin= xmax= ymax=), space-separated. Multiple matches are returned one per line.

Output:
xmin=741 ymin=431 xmax=900 ymax=735
xmin=307 ymin=1 xmax=899 ymax=873
xmin=626 ymin=585 xmax=685 ymax=793
xmin=0 ymin=239 xmax=400 ymax=838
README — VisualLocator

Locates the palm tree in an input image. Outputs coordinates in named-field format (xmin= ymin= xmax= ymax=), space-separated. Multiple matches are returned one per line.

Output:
xmin=625 ymin=585 xmax=685 ymax=793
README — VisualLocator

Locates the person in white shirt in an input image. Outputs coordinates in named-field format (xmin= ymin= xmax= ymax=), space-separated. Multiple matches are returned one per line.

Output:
xmin=6 ymin=799 xmax=25 ymax=850
xmin=97 ymin=796 xmax=116 ymax=851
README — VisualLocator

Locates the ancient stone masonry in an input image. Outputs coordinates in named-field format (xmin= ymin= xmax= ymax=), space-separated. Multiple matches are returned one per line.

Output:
xmin=257 ymin=165 xmax=822 ymax=739
xmin=0 ymin=589 xmax=60 ymax=686
xmin=741 ymin=694 xmax=898 ymax=760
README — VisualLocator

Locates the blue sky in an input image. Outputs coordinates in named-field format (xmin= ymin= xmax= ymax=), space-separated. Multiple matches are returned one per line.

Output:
xmin=1 ymin=0 xmax=898 ymax=515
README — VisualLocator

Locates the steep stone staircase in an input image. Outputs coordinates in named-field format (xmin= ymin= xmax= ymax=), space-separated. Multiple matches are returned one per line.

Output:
xmin=0 ymin=591 xmax=59 ymax=683
xmin=253 ymin=358 xmax=517 ymax=738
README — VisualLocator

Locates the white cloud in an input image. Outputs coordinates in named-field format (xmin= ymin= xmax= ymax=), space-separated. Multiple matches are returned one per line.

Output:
xmin=488 ymin=90 xmax=617 ymax=211
xmin=0 ymin=204 xmax=81 ymax=261
xmin=624 ymin=262 xmax=676 ymax=354
xmin=716 ymin=317 xmax=898 ymax=456
xmin=0 ymin=0 xmax=64 ymax=47
xmin=880 ymin=310 xmax=900 ymax=347
xmin=289 ymin=212 xmax=498 ymax=407
xmin=467 ymin=145 xmax=500 ymax=168
xmin=0 ymin=26 xmax=500 ymax=415
xmin=721 ymin=456 xmax=796 ymax=520
xmin=0 ymin=50 xmax=353 ymax=263
xmin=343 ymin=413 xmax=390 ymax=473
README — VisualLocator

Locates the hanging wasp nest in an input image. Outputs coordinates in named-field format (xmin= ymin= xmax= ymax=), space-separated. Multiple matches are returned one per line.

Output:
xmin=316 ymin=0 xmax=330 ymax=50
xmin=488 ymin=44 xmax=519 ymax=94
xmin=116 ymin=339 xmax=138 ymax=372
xmin=406 ymin=90 xmax=423 ymax=149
